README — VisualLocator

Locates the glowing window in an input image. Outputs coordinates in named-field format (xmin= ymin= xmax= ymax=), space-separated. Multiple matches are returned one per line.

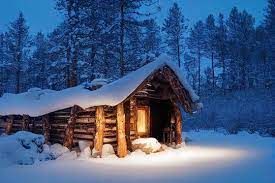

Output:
xmin=137 ymin=107 xmax=150 ymax=135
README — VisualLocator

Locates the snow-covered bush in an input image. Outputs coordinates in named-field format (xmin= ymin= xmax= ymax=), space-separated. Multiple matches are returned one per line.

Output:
xmin=0 ymin=131 xmax=46 ymax=165
xmin=0 ymin=131 xmax=76 ymax=166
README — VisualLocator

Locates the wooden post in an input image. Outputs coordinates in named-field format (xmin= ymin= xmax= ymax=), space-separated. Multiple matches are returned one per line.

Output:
xmin=94 ymin=106 xmax=106 ymax=157
xmin=116 ymin=103 xmax=128 ymax=158
xmin=31 ymin=117 xmax=36 ymax=132
xmin=5 ymin=115 xmax=14 ymax=135
xmin=124 ymin=101 xmax=132 ymax=151
xmin=22 ymin=115 xmax=30 ymax=131
xmin=130 ymin=98 xmax=138 ymax=138
xmin=174 ymin=104 xmax=183 ymax=145
xmin=42 ymin=115 xmax=50 ymax=144
xmin=63 ymin=106 xmax=78 ymax=150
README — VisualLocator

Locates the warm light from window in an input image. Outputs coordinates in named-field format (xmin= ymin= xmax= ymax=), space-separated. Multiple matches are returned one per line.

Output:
xmin=137 ymin=109 xmax=147 ymax=133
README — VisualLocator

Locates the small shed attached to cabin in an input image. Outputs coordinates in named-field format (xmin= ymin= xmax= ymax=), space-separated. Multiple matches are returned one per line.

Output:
xmin=0 ymin=55 xmax=201 ymax=158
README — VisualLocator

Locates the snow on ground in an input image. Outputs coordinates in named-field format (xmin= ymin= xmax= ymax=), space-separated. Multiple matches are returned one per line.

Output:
xmin=0 ymin=130 xmax=274 ymax=183
xmin=0 ymin=55 xmax=200 ymax=117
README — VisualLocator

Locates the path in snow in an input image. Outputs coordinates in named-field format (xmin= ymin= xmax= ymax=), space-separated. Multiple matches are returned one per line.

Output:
xmin=0 ymin=130 xmax=274 ymax=183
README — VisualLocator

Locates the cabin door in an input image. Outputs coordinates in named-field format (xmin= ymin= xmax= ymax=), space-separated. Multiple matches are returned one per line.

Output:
xmin=136 ymin=106 xmax=150 ymax=137
xmin=150 ymin=100 xmax=171 ymax=142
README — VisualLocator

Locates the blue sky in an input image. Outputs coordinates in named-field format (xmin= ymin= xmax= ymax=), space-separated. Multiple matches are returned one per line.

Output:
xmin=0 ymin=0 xmax=267 ymax=34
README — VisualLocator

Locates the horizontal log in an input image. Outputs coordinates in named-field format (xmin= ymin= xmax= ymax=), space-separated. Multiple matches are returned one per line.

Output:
xmin=51 ymin=124 xmax=68 ymax=128
xmin=52 ymin=115 xmax=70 ymax=119
xmin=76 ymin=118 xmax=95 ymax=124
xmin=73 ymin=133 xmax=94 ymax=140
xmin=104 ymin=137 xmax=117 ymax=143
xmin=74 ymin=128 xmax=95 ymax=134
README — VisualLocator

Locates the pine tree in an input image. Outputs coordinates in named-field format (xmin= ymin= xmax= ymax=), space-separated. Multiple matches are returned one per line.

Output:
xmin=227 ymin=7 xmax=255 ymax=90
xmin=215 ymin=13 xmax=228 ymax=94
xmin=187 ymin=20 xmax=206 ymax=96
xmin=204 ymin=14 xmax=217 ymax=91
xmin=142 ymin=19 xmax=162 ymax=65
xmin=117 ymin=0 xmax=157 ymax=76
xmin=5 ymin=12 xmax=29 ymax=93
xmin=264 ymin=0 xmax=275 ymax=87
xmin=163 ymin=2 xmax=187 ymax=67
xmin=0 ymin=33 xmax=6 ymax=95
xmin=47 ymin=23 xmax=70 ymax=90
xmin=56 ymin=0 xmax=83 ymax=87
xmin=254 ymin=25 xmax=269 ymax=87
xmin=29 ymin=32 xmax=49 ymax=89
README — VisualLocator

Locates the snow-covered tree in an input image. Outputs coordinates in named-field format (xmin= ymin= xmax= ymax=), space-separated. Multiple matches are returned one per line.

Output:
xmin=215 ymin=13 xmax=228 ymax=94
xmin=187 ymin=20 xmax=206 ymax=95
xmin=204 ymin=14 xmax=217 ymax=91
xmin=28 ymin=32 xmax=49 ymax=89
xmin=264 ymin=0 xmax=275 ymax=88
xmin=162 ymin=2 xmax=187 ymax=67
xmin=226 ymin=7 xmax=255 ymax=90
xmin=5 ymin=12 xmax=29 ymax=93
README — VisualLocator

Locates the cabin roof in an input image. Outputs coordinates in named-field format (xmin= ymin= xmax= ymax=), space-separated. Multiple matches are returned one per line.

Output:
xmin=0 ymin=55 xmax=200 ymax=117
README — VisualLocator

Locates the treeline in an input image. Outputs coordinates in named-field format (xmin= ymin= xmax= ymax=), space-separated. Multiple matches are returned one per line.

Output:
xmin=0 ymin=0 xmax=274 ymax=96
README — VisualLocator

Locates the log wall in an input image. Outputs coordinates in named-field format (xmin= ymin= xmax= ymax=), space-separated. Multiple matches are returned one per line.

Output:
xmin=0 ymin=104 xmax=137 ymax=153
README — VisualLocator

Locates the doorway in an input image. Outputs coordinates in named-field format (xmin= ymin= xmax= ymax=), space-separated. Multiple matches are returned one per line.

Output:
xmin=149 ymin=100 xmax=172 ymax=142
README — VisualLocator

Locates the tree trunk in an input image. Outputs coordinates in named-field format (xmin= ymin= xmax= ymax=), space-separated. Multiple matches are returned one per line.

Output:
xmin=5 ymin=115 xmax=14 ymax=135
xmin=22 ymin=115 xmax=30 ymax=131
xmin=198 ymin=50 xmax=201 ymax=96
xmin=119 ymin=0 xmax=125 ymax=77
xmin=177 ymin=37 xmax=181 ymax=68
xmin=117 ymin=103 xmax=127 ymax=158
xmin=221 ymin=55 xmax=226 ymax=95
xmin=94 ymin=106 xmax=106 ymax=157
xmin=66 ymin=43 xmax=71 ymax=88
xmin=124 ymin=101 xmax=132 ymax=151
xmin=211 ymin=52 xmax=215 ymax=91
xmin=16 ymin=69 xmax=20 ymax=94
xmin=63 ymin=106 xmax=78 ymax=149
xmin=15 ymin=33 xmax=22 ymax=94
xmin=174 ymin=104 xmax=183 ymax=145
xmin=42 ymin=115 xmax=50 ymax=144
xmin=70 ymin=47 xmax=78 ymax=87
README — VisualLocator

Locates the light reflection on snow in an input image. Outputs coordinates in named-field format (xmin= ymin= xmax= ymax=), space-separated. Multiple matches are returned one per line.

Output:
xmin=87 ymin=145 xmax=248 ymax=167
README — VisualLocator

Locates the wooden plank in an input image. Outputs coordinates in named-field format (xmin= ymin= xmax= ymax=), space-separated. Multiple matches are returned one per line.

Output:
xmin=76 ymin=117 xmax=95 ymax=124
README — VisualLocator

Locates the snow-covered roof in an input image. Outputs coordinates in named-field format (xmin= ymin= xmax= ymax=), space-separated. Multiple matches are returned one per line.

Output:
xmin=0 ymin=55 xmax=199 ymax=117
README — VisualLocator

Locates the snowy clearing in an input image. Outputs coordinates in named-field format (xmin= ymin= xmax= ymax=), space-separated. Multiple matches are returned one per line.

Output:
xmin=0 ymin=130 xmax=274 ymax=183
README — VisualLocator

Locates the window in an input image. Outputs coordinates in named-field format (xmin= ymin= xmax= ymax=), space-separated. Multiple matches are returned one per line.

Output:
xmin=137 ymin=107 xmax=150 ymax=136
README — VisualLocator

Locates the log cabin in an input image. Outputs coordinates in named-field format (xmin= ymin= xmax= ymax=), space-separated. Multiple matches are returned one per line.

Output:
xmin=0 ymin=55 xmax=201 ymax=158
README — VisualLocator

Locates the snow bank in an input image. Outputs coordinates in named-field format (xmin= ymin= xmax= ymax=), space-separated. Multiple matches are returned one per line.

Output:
xmin=0 ymin=131 xmax=274 ymax=183
xmin=0 ymin=55 xmax=199 ymax=117
xmin=132 ymin=138 xmax=162 ymax=154
xmin=101 ymin=144 xmax=115 ymax=158
xmin=78 ymin=141 xmax=92 ymax=159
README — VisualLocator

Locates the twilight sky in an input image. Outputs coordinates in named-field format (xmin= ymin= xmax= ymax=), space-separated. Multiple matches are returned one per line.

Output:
xmin=0 ymin=0 xmax=267 ymax=34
